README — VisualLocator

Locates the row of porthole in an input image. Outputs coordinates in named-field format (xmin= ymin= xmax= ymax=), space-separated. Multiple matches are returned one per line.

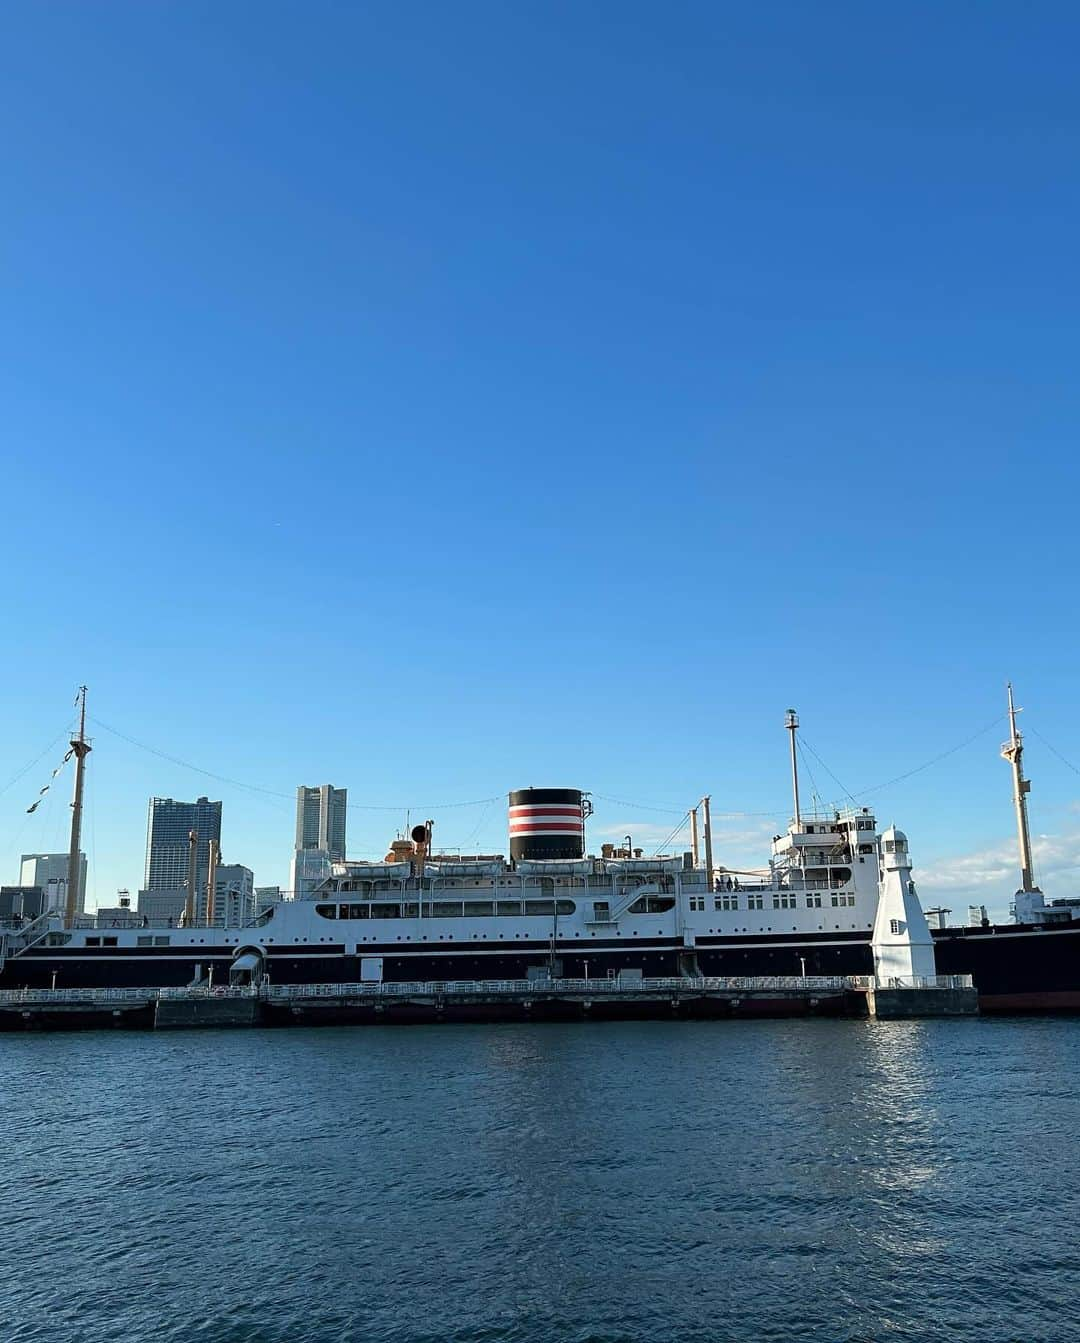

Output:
xmin=702 ymin=925 xmax=873 ymax=934
xmin=349 ymin=922 xmax=875 ymax=944
xmin=353 ymin=929 xmax=671 ymax=943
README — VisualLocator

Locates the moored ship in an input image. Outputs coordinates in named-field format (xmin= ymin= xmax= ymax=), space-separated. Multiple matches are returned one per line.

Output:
xmin=2 ymin=688 xmax=1078 ymax=1011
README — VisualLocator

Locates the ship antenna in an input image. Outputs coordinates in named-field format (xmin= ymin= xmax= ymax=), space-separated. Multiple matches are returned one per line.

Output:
xmin=1002 ymin=682 xmax=1036 ymax=892
xmin=65 ymin=686 xmax=91 ymax=924
xmin=785 ymin=709 xmax=801 ymax=826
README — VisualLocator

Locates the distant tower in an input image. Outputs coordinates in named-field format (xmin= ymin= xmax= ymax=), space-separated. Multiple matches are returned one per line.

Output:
xmin=871 ymin=827 xmax=937 ymax=984
xmin=144 ymin=797 xmax=222 ymax=895
xmin=295 ymin=785 xmax=347 ymax=861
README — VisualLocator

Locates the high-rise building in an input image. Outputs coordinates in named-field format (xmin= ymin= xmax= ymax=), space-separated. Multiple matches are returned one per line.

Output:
xmin=255 ymin=886 xmax=281 ymax=916
xmin=0 ymin=886 xmax=46 ymax=920
xmin=295 ymin=785 xmax=347 ymax=861
xmin=197 ymin=863 xmax=254 ymax=928
xmin=136 ymin=889 xmax=187 ymax=924
xmin=290 ymin=848 xmax=332 ymax=899
xmin=144 ymin=797 xmax=222 ymax=896
xmin=20 ymin=853 xmax=88 ymax=913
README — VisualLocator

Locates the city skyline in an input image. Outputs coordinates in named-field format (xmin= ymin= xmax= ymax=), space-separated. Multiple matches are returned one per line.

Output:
xmin=3 ymin=3 xmax=1080 ymax=921
xmin=4 ymin=700 xmax=1073 ymax=922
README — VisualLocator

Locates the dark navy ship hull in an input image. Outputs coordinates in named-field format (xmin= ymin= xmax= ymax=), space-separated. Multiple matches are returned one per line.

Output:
xmin=0 ymin=930 xmax=874 ymax=992
xmin=4 ymin=922 xmax=1078 ymax=1010
xmin=932 ymin=922 xmax=1080 ymax=1012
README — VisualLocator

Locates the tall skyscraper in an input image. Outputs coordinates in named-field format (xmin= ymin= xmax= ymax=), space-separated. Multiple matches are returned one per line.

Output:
xmin=295 ymin=785 xmax=347 ymax=860
xmin=144 ymin=797 xmax=222 ymax=895
xmin=196 ymin=863 xmax=254 ymax=928
xmin=20 ymin=852 xmax=88 ymax=913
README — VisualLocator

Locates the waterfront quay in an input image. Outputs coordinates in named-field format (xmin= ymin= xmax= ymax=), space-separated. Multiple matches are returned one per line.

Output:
xmin=0 ymin=974 xmax=976 ymax=1031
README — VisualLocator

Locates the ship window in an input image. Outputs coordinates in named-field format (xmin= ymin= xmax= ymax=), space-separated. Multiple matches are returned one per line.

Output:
xmin=137 ymin=936 xmax=152 ymax=947
xmin=103 ymin=937 xmax=118 ymax=947
xmin=806 ymin=895 xmax=821 ymax=909
xmin=315 ymin=904 xmax=336 ymax=920
xmin=154 ymin=936 xmax=170 ymax=946
xmin=86 ymin=937 xmax=100 ymax=946
xmin=890 ymin=918 xmax=902 ymax=935
xmin=524 ymin=901 xmax=576 ymax=916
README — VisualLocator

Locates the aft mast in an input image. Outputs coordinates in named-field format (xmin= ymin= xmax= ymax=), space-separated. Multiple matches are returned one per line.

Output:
xmin=66 ymin=686 xmax=91 ymax=922
xmin=1001 ymin=682 xmax=1043 ymax=920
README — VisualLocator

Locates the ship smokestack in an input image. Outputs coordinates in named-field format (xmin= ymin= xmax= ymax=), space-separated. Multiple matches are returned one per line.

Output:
xmin=509 ymin=788 xmax=585 ymax=861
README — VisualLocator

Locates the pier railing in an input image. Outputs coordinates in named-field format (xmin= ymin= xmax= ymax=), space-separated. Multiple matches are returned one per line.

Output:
xmin=871 ymin=974 xmax=973 ymax=991
xmin=0 ymin=973 xmax=973 ymax=1008
xmin=0 ymin=975 xmax=858 ymax=1007
xmin=263 ymin=974 xmax=857 ymax=998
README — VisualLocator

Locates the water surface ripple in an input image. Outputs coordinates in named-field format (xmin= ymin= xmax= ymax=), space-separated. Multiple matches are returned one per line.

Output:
xmin=4 ymin=1018 xmax=1078 ymax=1342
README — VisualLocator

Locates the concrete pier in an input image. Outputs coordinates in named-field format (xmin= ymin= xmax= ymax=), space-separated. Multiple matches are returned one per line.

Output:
xmin=0 ymin=974 xmax=979 ymax=1031
xmin=866 ymin=983 xmax=979 ymax=1018
xmin=155 ymin=996 xmax=261 ymax=1029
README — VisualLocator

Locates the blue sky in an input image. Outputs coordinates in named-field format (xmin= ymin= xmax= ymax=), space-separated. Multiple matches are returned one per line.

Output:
xmin=3 ymin=2 xmax=1080 ymax=916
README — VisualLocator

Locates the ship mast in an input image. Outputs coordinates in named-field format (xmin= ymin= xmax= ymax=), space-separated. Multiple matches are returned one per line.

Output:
xmin=1001 ymin=682 xmax=1037 ymax=892
xmin=785 ymin=709 xmax=801 ymax=826
xmin=66 ymin=686 xmax=91 ymax=922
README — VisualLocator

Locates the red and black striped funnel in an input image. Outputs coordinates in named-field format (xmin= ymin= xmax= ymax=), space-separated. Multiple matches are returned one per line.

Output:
xmin=508 ymin=788 xmax=584 ymax=861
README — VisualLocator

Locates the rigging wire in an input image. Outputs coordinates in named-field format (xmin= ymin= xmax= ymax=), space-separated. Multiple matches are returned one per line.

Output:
xmin=797 ymin=736 xmax=858 ymax=807
xmin=592 ymin=791 xmax=783 ymax=819
xmin=1027 ymin=724 xmax=1080 ymax=777
xmin=461 ymin=796 xmax=497 ymax=850
xmin=855 ymin=712 xmax=1005 ymax=798
xmin=0 ymin=730 xmax=68 ymax=802
xmin=651 ymin=810 xmax=691 ymax=856
xmin=87 ymin=714 xmax=500 ymax=812
xmin=795 ymin=740 xmax=824 ymax=811
xmin=591 ymin=792 xmax=687 ymax=815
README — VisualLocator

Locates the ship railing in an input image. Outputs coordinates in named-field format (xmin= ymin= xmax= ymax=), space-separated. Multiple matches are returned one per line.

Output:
xmin=871 ymin=974 xmax=974 ymax=991
xmin=5 ymin=912 xmax=59 ymax=953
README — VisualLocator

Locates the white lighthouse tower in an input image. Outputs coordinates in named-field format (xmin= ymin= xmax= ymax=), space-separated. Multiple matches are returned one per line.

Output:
xmin=870 ymin=826 xmax=938 ymax=985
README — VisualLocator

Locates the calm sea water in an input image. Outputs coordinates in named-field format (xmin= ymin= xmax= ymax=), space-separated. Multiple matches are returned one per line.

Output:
xmin=4 ymin=1018 xmax=1079 ymax=1343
